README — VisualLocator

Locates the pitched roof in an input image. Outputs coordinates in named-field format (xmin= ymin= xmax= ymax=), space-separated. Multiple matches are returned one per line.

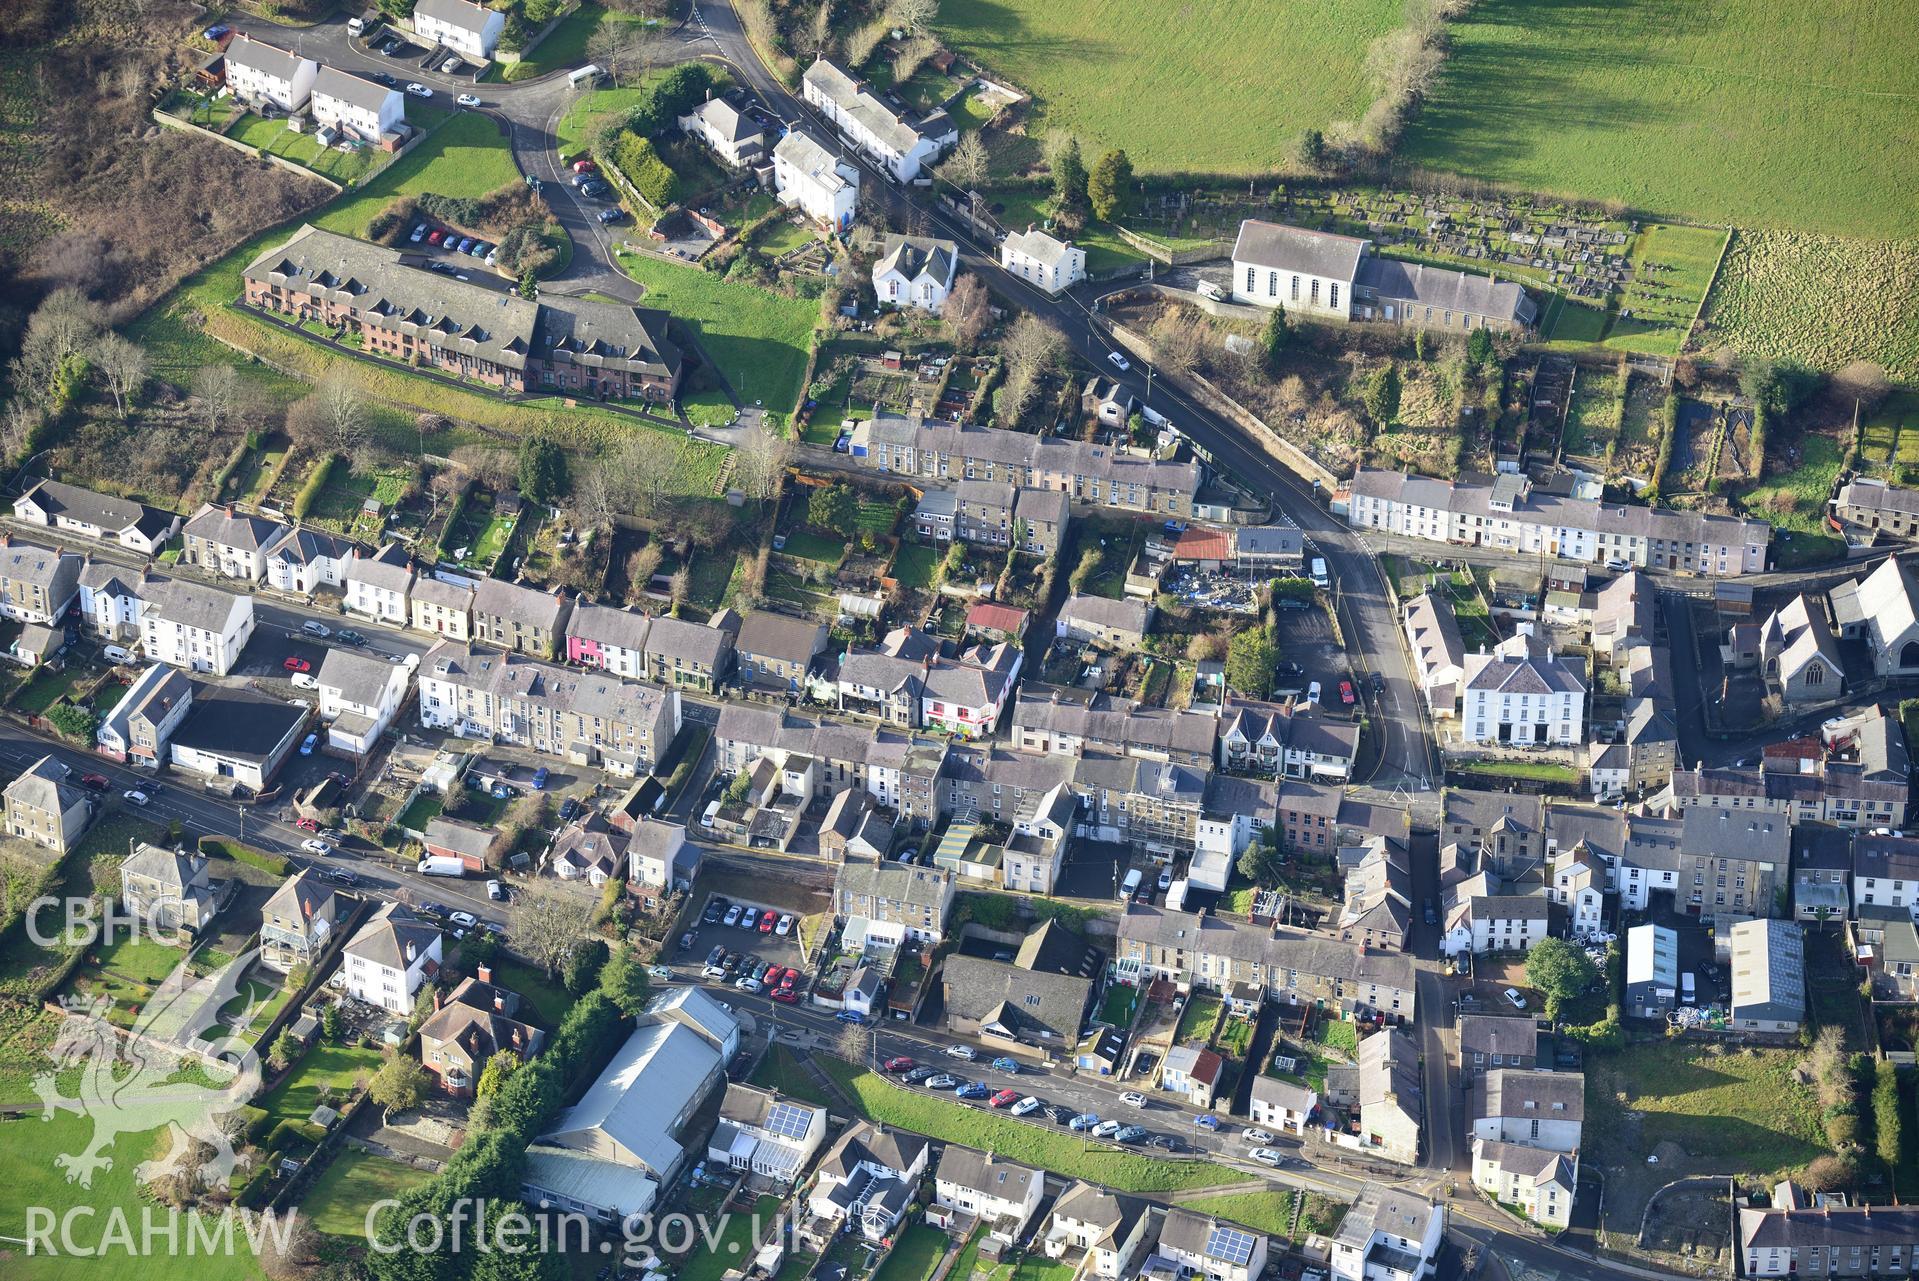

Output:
xmin=735 ymin=609 xmax=827 ymax=665
xmin=225 ymin=33 xmax=311 ymax=81
xmin=876 ymin=234 xmax=958 ymax=286
xmin=345 ymin=903 xmax=439 ymax=970
xmin=18 ymin=480 xmax=171 ymax=537
xmin=1231 ymin=219 xmax=1367 ymax=282
xmin=319 ymin=647 xmax=397 ymax=707
xmin=1730 ymin=918 xmax=1805 ymax=1021
xmin=121 ymin=842 xmax=207 ymax=891
xmin=144 ymin=577 xmax=247 ymax=634
xmin=1479 ymin=1068 xmax=1584 ymax=1124
xmin=473 ymin=576 xmax=569 ymax=629
xmin=645 ymin=614 xmax=731 ymax=667
xmin=5 ymin=754 xmax=84 ymax=818
xmin=936 ymin=1146 xmax=1041 ymax=1202
xmin=966 ymin=601 xmax=1029 ymax=636
xmin=184 ymin=503 xmax=285 ymax=552
xmin=540 ymin=1020 xmax=720 ymax=1175
xmin=1002 ymin=227 xmax=1077 ymax=267
xmin=1355 ymin=256 xmax=1536 ymax=325
xmin=262 ymin=868 xmax=336 ymax=925
xmin=313 ymin=65 xmax=398 ymax=116
xmin=773 ymin=128 xmax=854 ymax=193
xmin=1463 ymin=630 xmax=1586 ymax=695
xmin=414 ymin=0 xmax=496 ymax=35
xmin=1058 ymin=593 xmax=1152 ymax=635
xmin=567 ymin=599 xmax=653 ymax=652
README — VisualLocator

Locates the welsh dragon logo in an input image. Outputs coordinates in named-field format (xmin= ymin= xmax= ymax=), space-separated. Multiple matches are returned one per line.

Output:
xmin=33 ymin=945 xmax=268 ymax=1191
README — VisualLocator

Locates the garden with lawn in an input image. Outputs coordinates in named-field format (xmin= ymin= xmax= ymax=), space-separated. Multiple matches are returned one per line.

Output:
xmin=1171 ymin=1189 xmax=1298 ymax=1239
xmin=67 ymin=935 xmax=195 ymax=1028
xmin=303 ymin=1149 xmax=435 ymax=1236
xmin=614 ymin=249 xmax=821 ymax=429
xmin=1734 ymin=431 xmax=1849 ymax=568
xmin=506 ymin=2 xmax=650 ymax=81
xmin=891 ymin=543 xmax=939 ymax=590
xmin=253 ymin=1042 xmax=384 ymax=1131
xmin=229 ymin=112 xmax=380 ymax=184
xmin=748 ymin=1045 xmax=834 ymax=1108
xmin=486 ymin=957 xmax=576 ymax=1028
xmin=872 ymin=1225 xmax=949 ymax=1281
xmin=817 ymin=1055 xmax=1249 ymax=1192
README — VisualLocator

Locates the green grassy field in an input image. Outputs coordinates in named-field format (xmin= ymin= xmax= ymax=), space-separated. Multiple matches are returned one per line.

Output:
xmin=936 ymin=0 xmax=1400 ymax=175
xmin=507 ymin=3 xmax=650 ymax=82
xmin=747 ymin=1045 xmax=835 ymax=1107
xmin=615 ymin=249 xmax=819 ymax=427
xmin=302 ymin=1150 xmax=434 ymax=1237
xmin=817 ymin=1056 xmax=1250 ymax=1192
xmin=0 ymin=1110 xmax=265 ymax=1280
xmin=314 ymin=112 xmax=521 ymax=240
xmin=1702 ymin=230 xmax=1919 ymax=383
xmin=555 ymin=80 xmax=657 ymax=157
xmin=1399 ymin=0 xmax=1919 ymax=240
xmin=891 ymin=543 xmax=938 ymax=589
xmin=1587 ymin=1041 xmax=1832 ymax=1177
xmin=1171 ymin=1189 xmax=1298 ymax=1239
xmin=488 ymin=958 xmax=576 ymax=1028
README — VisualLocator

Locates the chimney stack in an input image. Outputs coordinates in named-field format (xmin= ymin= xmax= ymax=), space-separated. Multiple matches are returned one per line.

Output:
xmin=477 ymin=963 xmax=493 ymax=985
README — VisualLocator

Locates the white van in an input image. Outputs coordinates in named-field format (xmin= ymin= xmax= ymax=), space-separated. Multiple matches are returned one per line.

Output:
xmin=1119 ymin=868 xmax=1143 ymax=900
xmin=102 ymin=644 xmax=134 ymax=663
xmin=700 ymin=799 xmax=721 ymax=829
xmin=1681 ymin=972 xmax=1697 ymax=1005
xmin=1310 ymin=558 xmax=1330 ymax=590
xmin=568 ymin=65 xmax=605 ymax=89
xmin=1197 ymin=280 xmax=1225 ymax=302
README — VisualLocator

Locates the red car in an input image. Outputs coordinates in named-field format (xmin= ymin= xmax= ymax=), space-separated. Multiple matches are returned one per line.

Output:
xmin=761 ymin=966 xmax=789 ymax=989
xmin=778 ymin=969 xmax=799 ymax=993
xmin=989 ymin=1089 xmax=1021 ymax=1109
xmin=283 ymin=656 xmax=311 ymax=673
xmin=1338 ymin=680 xmax=1355 ymax=706
xmin=885 ymin=1056 xmax=915 ymax=1073
xmin=572 ymin=158 xmax=597 ymax=173
xmin=758 ymin=909 xmax=777 ymax=933
xmin=427 ymin=229 xmax=445 ymax=245
xmin=294 ymin=817 xmax=320 ymax=832
xmin=771 ymin=985 xmax=799 ymax=1003
xmin=79 ymin=773 xmax=110 ymax=791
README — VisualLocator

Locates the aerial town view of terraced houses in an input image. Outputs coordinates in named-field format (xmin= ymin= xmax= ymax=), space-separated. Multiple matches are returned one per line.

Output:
xmin=0 ymin=0 xmax=1916 ymax=1280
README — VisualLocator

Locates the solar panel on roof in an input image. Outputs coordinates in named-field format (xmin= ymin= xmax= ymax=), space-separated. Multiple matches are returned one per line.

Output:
xmin=764 ymin=1101 xmax=813 ymax=1140
xmin=1206 ymin=1226 xmax=1257 ymax=1266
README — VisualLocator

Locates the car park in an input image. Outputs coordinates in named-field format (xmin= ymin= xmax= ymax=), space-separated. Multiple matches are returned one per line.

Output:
xmin=300 ymin=839 xmax=334 ymax=856
xmin=989 ymin=1089 xmax=1021 ymax=1109
xmin=1250 ymin=1147 xmax=1284 ymax=1167
xmin=945 ymin=1044 xmax=977 ymax=1060
xmin=1010 ymin=1096 xmax=1042 ymax=1116
xmin=406 ymin=83 xmax=432 ymax=97
xmin=456 ymin=93 xmax=481 ymax=107
xmin=1068 ymin=1113 xmax=1099 ymax=1132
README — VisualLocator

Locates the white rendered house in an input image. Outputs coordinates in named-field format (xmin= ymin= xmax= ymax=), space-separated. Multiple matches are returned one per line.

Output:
xmin=224 ymin=34 xmax=318 ymax=112
xmin=773 ymin=129 xmax=858 ymax=230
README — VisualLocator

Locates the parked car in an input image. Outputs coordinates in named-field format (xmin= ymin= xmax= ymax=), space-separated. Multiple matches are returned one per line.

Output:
xmin=79 ymin=773 xmax=109 ymax=791
xmin=836 ymin=1010 xmax=866 ymax=1025
xmin=338 ymin=629 xmax=367 ymax=646
xmin=442 ymin=57 xmax=461 ymax=73
xmin=771 ymin=985 xmax=799 ymax=1004
xmin=955 ymin=1082 xmax=990 ymax=1100
xmin=989 ymin=1089 xmax=1021 ymax=1109
xmin=449 ymin=911 xmax=477 ymax=929
xmin=758 ymin=909 xmax=778 ymax=933
xmin=1120 ymin=1091 xmax=1147 ymax=1108
xmin=294 ymin=816 xmax=320 ymax=833
xmin=1091 ymin=1119 xmax=1123 ymax=1138
xmin=409 ymin=224 xmax=427 ymax=243
xmin=1068 ymin=1113 xmax=1100 ymax=1132
xmin=1107 ymin=351 xmax=1131 ymax=371
xmin=722 ymin=904 xmax=743 ymax=927
xmin=1504 ymin=987 xmax=1528 ymax=1010
xmin=283 ymin=656 xmax=311 ymax=672
xmin=299 ymin=733 xmax=318 ymax=756
xmin=884 ymin=1056 xmax=916 ymax=1074
xmin=455 ymin=93 xmax=481 ymax=107
xmin=427 ymin=229 xmax=446 ymax=246
xmin=597 ymin=208 xmax=626 ymax=224
xmin=487 ymin=880 xmax=506 ymax=901
xmin=572 ymin=159 xmax=597 ymax=173
xmin=322 ymin=868 xmax=357 ymax=886
xmin=647 ymin=965 xmax=673 ymax=981
xmin=456 ymin=237 xmax=475 ymax=254
xmin=320 ymin=827 xmax=345 ymax=843
xmin=559 ymin=797 xmax=582 ymax=821
xmin=1249 ymin=1147 xmax=1284 ymax=1167
xmin=405 ymin=82 xmax=432 ymax=98
xmin=203 ymin=24 xmax=229 ymax=40
xmin=734 ymin=976 xmax=761 ymax=993
xmin=299 ymin=839 xmax=334 ymax=856
xmin=702 ymin=898 xmax=726 ymax=924
xmin=991 ymin=1057 xmax=1021 ymax=1074
xmin=1192 ymin=1114 xmax=1221 ymax=1131
xmin=777 ymin=970 xmax=799 ymax=994
xmin=925 ymin=1074 xmax=960 ymax=1091
xmin=1114 ymin=1125 xmax=1148 ymax=1144
xmin=1339 ymin=680 xmax=1356 ymax=705
xmin=902 ymin=1065 xmax=938 ymax=1083
xmin=1044 ymin=1104 xmax=1076 ymax=1125
xmin=1423 ymin=898 xmax=1437 ymax=925
xmin=1243 ymin=1128 xmax=1276 ymax=1145
xmin=1156 ymin=869 xmax=1171 ymax=892
xmin=531 ymin=766 xmax=549 ymax=790
xmin=776 ymin=913 xmax=795 ymax=936
xmin=945 ymin=1045 xmax=978 ymax=1061
xmin=1010 ymin=1096 xmax=1042 ymax=1116
xmin=581 ymin=181 xmax=610 ymax=198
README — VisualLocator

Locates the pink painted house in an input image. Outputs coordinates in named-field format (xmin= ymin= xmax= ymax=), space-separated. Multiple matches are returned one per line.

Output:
xmin=565 ymin=599 xmax=654 ymax=680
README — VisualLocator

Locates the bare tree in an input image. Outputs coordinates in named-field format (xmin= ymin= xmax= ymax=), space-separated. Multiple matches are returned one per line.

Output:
xmin=92 ymin=332 xmax=148 ymax=417
xmin=888 ymin=0 xmax=940 ymax=33
xmin=1002 ymin=313 xmax=1068 ymax=383
xmin=802 ymin=0 xmax=836 ymax=62
xmin=941 ymin=273 xmax=992 ymax=352
xmin=510 ymin=885 xmax=599 ymax=980
xmin=191 ymin=365 xmax=240 ymax=439
xmin=939 ymin=132 xmax=989 ymax=213
xmin=1 ymin=401 xmax=45 ymax=464
xmin=607 ymin=431 xmax=680 ymax=519
xmin=892 ymin=32 xmax=939 ymax=84
xmin=1149 ymin=308 xmax=1205 ymax=377
xmin=572 ymin=463 xmax=616 ymax=532
xmin=1832 ymin=360 xmax=1892 ymax=414
xmin=13 ymin=287 xmax=104 ymax=403
xmin=450 ymin=444 xmax=516 ymax=494
xmin=589 ymin=19 xmax=660 ymax=86
xmin=733 ymin=425 xmax=790 ymax=508
xmin=315 ymin=366 xmax=370 ymax=454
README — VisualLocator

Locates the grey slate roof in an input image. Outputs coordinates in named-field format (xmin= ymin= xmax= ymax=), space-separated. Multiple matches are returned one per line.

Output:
xmin=144 ymin=578 xmax=245 ymax=634
xmin=319 ymin=648 xmax=396 ymax=707
xmin=225 ymin=33 xmax=310 ymax=81
xmin=936 ymin=1146 xmax=1041 ymax=1202
xmin=567 ymin=599 xmax=653 ymax=652
xmin=539 ymin=298 xmax=681 ymax=381
xmin=184 ymin=504 xmax=284 ymax=552
xmin=735 ymin=609 xmax=826 ymax=666
xmin=121 ymin=842 xmax=207 ymax=891
xmin=1058 ymin=593 xmax=1152 ymax=636
xmin=1232 ymin=219 xmax=1367 ymax=282
xmin=1479 ymin=1068 xmax=1584 ymax=1123
xmin=6 ymin=754 xmax=84 ymax=819
xmin=474 ymin=577 xmax=569 ymax=630
xmin=877 ymin=234 xmax=957 ymax=286
xmin=345 ymin=903 xmax=439 ymax=970
xmin=19 ymin=481 xmax=172 ymax=539
xmin=1001 ymin=227 xmax=1075 ymax=268
xmin=414 ymin=0 xmax=495 ymax=35
xmin=1458 ymin=1014 xmax=1540 ymax=1064
xmin=313 ymin=65 xmax=398 ymax=116
xmin=645 ymin=614 xmax=731 ymax=667
xmin=1355 ymin=256 xmax=1537 ymax=325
